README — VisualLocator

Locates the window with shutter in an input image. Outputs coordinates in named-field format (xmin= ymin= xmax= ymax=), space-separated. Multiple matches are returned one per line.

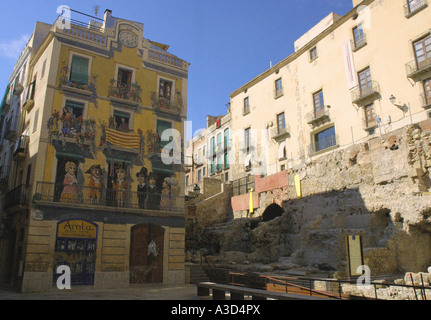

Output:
xmin=70 ymin=55 xmax=89 ymax=85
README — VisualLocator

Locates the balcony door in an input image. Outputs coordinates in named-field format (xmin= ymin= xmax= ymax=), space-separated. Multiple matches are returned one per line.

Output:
xmin=117 ymin=68 xmax=133 ymax=99
xmin=414 ymin=35 xmax=431 ymax=69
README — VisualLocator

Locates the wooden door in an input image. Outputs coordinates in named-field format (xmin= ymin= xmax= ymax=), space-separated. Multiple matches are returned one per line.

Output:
xmin=130 ymin=224 xmax=164 ymax=284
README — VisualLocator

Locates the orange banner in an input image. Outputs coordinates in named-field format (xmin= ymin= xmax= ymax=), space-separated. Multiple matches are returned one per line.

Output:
xmin=106 ymin=128 xmax=141 ymax=149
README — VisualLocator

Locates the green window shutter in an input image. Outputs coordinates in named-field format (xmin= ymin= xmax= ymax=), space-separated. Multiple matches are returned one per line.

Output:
xmin=157 ymin=120 xmax=172 ymax=149
xmin=70 ymin=56 xmax=89 ymax=85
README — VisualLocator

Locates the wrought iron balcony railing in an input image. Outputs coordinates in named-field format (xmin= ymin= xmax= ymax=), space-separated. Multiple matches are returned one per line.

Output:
xmin=420 ymin=92 xmax=431 ymax=108
xmin=0 ymin=165 xmax=11 ymax=188
xmin=13 ymin=135 xmax=29 ymax=160
xmin=270 ymin=125 xmax=290 ymax=140
xmin=274 ymin=88 xmax=284 ymax=99
xmin=34 ymin=181 xmax=184 ymax=213
xmin=4 ymin=184 xmax=30 ymax=209
xmin=4 ymin=114 xmax=19 ymax=141
xmin=406 ymin=58 xmax=431 ymax=80
xmin=351 ymin=33 xmax=367 ymax=51
xmin=306 ymin=106 xmax=330 ymax=126
xmin=351 ymin=81 xmax=380 ymax=105
xmin=362 ymin=117 xmax=378 ymax=131
xmin=404 ymin=0 xmax=427 ymax=17
xmin=108 ymin=80 xmax=142 ymax=104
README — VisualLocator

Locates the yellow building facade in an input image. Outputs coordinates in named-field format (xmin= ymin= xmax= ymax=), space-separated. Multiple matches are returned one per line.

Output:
xmin=0 ymin=9 xmax=189 ymax=292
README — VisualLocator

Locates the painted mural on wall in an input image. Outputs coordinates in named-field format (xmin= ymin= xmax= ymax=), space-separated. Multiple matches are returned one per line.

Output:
xmin=86 ymin=164 xmax=103 ymax=205
xmin=47 ymin=109 xmax=97 ymax=153
xmin=59 ymin=161 xmax=79 ymax=203
xmin=58 ymin=61 xmax=98 ymax=98
xmin=45 ymin=65 xmax=185 ymax=211
xmin=150 ymin=91 xmax=183 ymax=115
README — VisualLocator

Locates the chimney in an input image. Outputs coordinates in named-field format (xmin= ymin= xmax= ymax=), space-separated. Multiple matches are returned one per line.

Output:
xmin=102 ymin=9 xmax=113 ymax=29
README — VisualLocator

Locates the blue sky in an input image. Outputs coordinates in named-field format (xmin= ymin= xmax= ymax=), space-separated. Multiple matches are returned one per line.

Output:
xmin=0 ymin=0 xmax=354 ymax=139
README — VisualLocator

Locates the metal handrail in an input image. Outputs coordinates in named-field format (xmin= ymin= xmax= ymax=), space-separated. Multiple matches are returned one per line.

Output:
xmin=34 ymin=181 xmax=184 ymax=212
xmin=202 ymin=268 xmax=431 ymax=300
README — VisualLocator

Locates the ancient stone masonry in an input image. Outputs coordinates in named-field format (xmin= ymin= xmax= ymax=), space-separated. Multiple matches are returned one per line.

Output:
xmin=406 ymin=123 xmax=431 ymax=194
xmin=188 ymin=121 xmax=431 ymax=279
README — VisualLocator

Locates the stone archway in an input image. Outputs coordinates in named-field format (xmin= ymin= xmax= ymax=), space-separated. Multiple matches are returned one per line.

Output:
xmin=261 ymin=203 xmax=284 ymax=222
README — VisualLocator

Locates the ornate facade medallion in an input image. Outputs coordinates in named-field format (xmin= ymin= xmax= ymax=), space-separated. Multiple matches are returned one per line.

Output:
xmin=119 ymin=31 xmax=138 ymax=48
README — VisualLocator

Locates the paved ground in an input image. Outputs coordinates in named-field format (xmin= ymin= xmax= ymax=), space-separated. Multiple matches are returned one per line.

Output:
xmin=0 ymin=283 xmax=209 ymax=300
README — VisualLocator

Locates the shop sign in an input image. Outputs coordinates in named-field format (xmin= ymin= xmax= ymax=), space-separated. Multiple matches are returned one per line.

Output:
xmin=57 ymin=219 xmax=97 ymax=239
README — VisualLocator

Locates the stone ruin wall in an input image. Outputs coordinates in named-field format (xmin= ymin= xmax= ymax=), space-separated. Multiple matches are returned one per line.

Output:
xmin=193 ymin=121 xmax=431 ymax=277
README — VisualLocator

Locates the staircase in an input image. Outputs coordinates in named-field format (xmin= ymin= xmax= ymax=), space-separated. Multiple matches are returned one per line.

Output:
xmin=187 ymin=263 xmax=210 ymax=284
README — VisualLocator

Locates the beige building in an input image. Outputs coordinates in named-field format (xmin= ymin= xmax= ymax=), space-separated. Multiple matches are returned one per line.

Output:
xmin=229 ymin=0 xmax=431 ymax=182
xmin=185 ymin=112 xmax=232 ymax=195
xmin=184 ymin=128 xmax=206 ymax=194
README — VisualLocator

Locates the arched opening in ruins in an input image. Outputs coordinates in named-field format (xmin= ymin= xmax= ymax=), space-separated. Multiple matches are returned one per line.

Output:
xmin=261 ymin=203 xmax=285 ymax=222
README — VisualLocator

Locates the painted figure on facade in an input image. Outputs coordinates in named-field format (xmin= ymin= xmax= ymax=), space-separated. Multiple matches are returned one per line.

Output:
xmin=147 ymin=173 xmax=159 ymax=210
xmin=86 ymin=164 xmax=103 ymax=205
xmin=117 ymin=117 xmax=129 ymax=132
xmin=113 ymin=162 xmax=127 ymax=207
xmin=159 ymin=178 xmax=172 ymax=211
xmin=160 ymin=176 xmax=178 ymax=211
xmin=60 ymin=161 xmax=78 ymax=203
xmin=136 ymin=167 xmax=148 ymax=209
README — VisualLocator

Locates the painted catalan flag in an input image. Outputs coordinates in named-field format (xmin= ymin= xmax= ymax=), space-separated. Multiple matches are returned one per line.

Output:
xmin=106 ymin=128 xmax=141 ymax=149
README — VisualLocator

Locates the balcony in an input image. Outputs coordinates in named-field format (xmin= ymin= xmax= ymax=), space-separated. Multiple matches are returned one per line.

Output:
xmin=13 ymin=135 xmax=29 ymax=161
xmin=13 ymin=84 xmax=23 ymax=96
xmin=0 ymin=166 xmax=11 ymax=191
xmin=23 ymin=81 xmax=36 ymax=112
xmin=54 ymin=17 xmax=107 ymax=47
xmin=351 ymin=81 xmax=381 ymax=105
xmin=4 ymin=185 xmax=30 ymax=210
xmin=406 ymin=58 xmax=431 ymax=82
xmin=362 ymin=117 xmax=378 ymax=131
xmin=150 ymin=92 xmax=183 ymax=116
xmin=274 ymin=88 xmax=284 ymax=99
xmin=147 ymin=49 xmax=189 ymax=72
xmin=108 ymin=80 xmax=142 ymax=109
xmin=404 ymin=0 xmax=428 ymax=18
xmin=34 ymin=181 xmax=184 ymax=213
xmin=420 ymin=92 xmax=431 ymax=109
xmin=306 ymin=106 xmax=330 ymax=127
xmin=351 ymin=33 xmax=367 ymax=52
xmin=4 ymin=115 xmax=19 ymax=141
xmin=271 ymin=125 xmax=290 ymax=140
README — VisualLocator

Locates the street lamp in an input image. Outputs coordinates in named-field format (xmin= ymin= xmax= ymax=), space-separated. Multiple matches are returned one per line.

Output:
xmin=389 ymin=94 xmax=408 ymax=113
xmin=193 ymin=184 xmax=201 ymax=197
xmin=390 ymin=94 xmax=412 ymax=123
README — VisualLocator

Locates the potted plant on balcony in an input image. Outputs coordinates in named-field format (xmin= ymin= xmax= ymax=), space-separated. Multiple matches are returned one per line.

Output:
xmin=130 ymin=82 xmax=142 ymax=103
